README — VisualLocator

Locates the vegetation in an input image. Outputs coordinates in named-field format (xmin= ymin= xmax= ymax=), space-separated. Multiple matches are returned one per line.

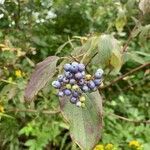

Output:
xmin=0 ymin=0 xmax=149 ymax=150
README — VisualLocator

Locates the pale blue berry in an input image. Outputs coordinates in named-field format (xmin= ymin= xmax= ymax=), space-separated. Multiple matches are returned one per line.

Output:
xmin=63 ymin=77 xmax=69 ymax=83
xmin=94 ymin=79 xmax=101 ymax=86
xmin=58 ymin=75 xmax=64 ymax=82
xmin=64 ymin=71 xmax=73 ymax=78
xmin=75 ymin=72 xmax=83 ymax=79
xmin=69 ymin=78 xmax=76 ymax=85
xmin=70 ymin=96 xmax=77 ymax=104
xmin=88 ymin=80 xmax=96 ymax=89
xmin=64 ymin=89 xmax=71 ymax=96
xmin=78 ymin=79 xmax=84 ymax=86
xmin=57 ymin=91 xmax=64 ymax=97
xmin=78 ymin=63 xmax=85 ymax=71
xmin=64 ymin=63 xmax=71 ymax=71
xmin=52 ymin=81 xmax=61 ymax=89
xmin=82 ymin=85 xmax=89 ymax=92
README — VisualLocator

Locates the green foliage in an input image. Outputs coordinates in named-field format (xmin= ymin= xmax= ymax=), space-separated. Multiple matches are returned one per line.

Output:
xmin=0 ymin=0 xmax=150 ymax=150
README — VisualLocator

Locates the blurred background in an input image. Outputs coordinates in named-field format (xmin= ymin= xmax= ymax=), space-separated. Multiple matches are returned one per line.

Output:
xmin=0 ymin=0 xmax=149 ymax=150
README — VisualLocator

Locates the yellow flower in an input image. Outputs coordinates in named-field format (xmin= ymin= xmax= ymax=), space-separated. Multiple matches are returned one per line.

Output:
xmin=0 ymin=105 xmax=4 ymax=113
xmin=94 ymin=144 xmax=104 ymax=150
xmin=15 ymin=70 xmax=22 ymax=78
xmin=105 ymin=144 xmax=114 ymax=150
xmin=129 ymin=140 xmax=141 ymax=149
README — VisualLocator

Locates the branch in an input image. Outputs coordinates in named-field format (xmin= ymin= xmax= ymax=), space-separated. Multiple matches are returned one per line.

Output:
xmin=100 ymin=62 xmax=150 ymax=89
xmin=110 ymin=113 xmax=150 ymax=124
xmin=7 ymin=108 xmax=60 ymax=115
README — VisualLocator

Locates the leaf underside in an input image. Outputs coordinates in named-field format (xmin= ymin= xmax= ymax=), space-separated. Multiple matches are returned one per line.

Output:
xmin=60 ymin=91 xmax=103 ymax=150
xmin=25 ymin=56 xmax=59 ymax=101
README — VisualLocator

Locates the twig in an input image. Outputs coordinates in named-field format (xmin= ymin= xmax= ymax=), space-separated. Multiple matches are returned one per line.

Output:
xmin=7 ymin=108 xmax=60 ymax=114
xmin=122 ymin=25 xmax=138 ymax=53
xmin=110 ymin=113 xmax=150 ymax=124
xmin=100 ymin=62 xmax=150 ymax=89
xmin=85 ymin=52 xmax=98 ymax=67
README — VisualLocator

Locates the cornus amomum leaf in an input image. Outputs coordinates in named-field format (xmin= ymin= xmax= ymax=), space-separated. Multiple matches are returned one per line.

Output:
xmin=60 ymin=91 xmax=103 ymax=150
xmin=25 ymin=56 xmax=59 ymax=101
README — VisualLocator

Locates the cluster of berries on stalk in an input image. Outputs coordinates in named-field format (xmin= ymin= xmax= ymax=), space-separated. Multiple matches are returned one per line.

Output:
xmin=52 ymin=62 xmax=103 ymax=107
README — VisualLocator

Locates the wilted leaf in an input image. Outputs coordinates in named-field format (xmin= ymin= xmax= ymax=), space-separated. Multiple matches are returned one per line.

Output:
xmin=25 ymin=56 xmax=59 ymax=101
xmin=60 ymin=91 xmax=103 ymax=150
xmin=139 ymin=0 xmax=150 ymax=14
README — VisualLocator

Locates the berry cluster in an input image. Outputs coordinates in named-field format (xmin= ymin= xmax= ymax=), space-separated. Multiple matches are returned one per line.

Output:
xmin=52 ymin=62 xmax=103 ymax=107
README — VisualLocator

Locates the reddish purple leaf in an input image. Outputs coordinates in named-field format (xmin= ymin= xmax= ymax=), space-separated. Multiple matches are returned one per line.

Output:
xmin=25 ymin=56 xmax=59 ymax=101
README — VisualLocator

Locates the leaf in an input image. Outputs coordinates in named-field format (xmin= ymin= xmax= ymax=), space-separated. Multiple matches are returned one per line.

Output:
xmin=139 ymin=25 xmax=150 ymax=44
xmin=110 ymin=49 xmax=123 ymax=73
xmin=139 ymin=0 xmax=150 ymax=14
xmin=125 ymin=52 xmax=146 ymax=64
xmin=72 ymin=36 xmax=99 ymax=63
xmin=115 ymin=8 xmax=127 ymax=32
xmin=31 ymin=36 xmax=49 ymax=47
xmin=60 ymin=91 xmax=103 ymax=150
xmin=95 ymin=34 xmax=122 ymax=68
xmin=25 ymin=56 xmax=59 ymax=101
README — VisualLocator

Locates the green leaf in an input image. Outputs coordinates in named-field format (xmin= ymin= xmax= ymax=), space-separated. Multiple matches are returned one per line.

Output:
xmin=139 ymin=24 xmax=150 ymax=44
xmin=110 ymin=49 xmax=123 ymax=73
xmin=95 ymin=34 xmax=122 ymax=69
xmin=125 ymin=52 xmax=146 ymax=64
xmin=60 ymin=91 xmax=103 ymax=150
xmin=115 ymin=12 xmax=127 ymax=32
xmin=25 ymin=56 xmax=59 ymax=101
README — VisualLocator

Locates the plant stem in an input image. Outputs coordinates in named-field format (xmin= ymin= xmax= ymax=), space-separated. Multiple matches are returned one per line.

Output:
xmin=100 ymin=62 xmax=150 ymax=89
xmin=110 ymin=113 xmax=150 ymax=124
xmin=7 ymin=108 xmax=60 ymax=114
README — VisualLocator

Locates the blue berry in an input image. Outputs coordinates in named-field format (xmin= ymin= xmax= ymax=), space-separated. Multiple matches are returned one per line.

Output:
xmin=78 ymin=63 xmax=85 ymax=71
xmin=63 ymin=77 xmax=69 ymax=83
xmin=88 ymin=80 xmax=96 ymax=89
xmin=72 ymin=62 xmax=79 ymax=66
xmin=78 ymin=79 xmax=85 ymax=86
xmin=97 ymin=68 xmax=104 ymax=74
xmin=52 ymin=81 xmax=61 ymax=89
xmin=57 ymin=91 xmax=64 ymax=97
xmin=72 ymin=91 xmax=80 ymax=97
xmin=70 ymin=62 xmax=79 ymax=73
xmin=82 ymin=85 xmax=89 ymax=92
xmin=64 ymin=63 xmax=71 ymax=71
xmin=93 ymin=79 xmax=101 ymax=86
xmin=94 ymin=69 xmax=103 ymax=79
xmin=70 ymin=96 xmax=78 ymax=104
xmin=75 ymin=72 xmax=83 ymax=79
xmin=64 ymin=71 xmax=73 ymax=78
xmin=64 ymin=89 xmax=71 ymax=96
xmin=81 ymin=71 xmax=85 ymax=76
xmin=69 ymin=78 xmax=76 ymax=85
xmin=58 ymin=75 xmax=64 ymax=82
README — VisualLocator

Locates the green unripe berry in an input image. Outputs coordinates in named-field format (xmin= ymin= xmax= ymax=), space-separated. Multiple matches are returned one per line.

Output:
xmin=66 ymin=84 xmax=71 ymax=89
xmin=72 ymin=84 xmax=79 ymax=90
xmin=79 ymin=96 xmax=86 ymax=102
xmin=81 ymin=103 xmax=85 ymax=108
